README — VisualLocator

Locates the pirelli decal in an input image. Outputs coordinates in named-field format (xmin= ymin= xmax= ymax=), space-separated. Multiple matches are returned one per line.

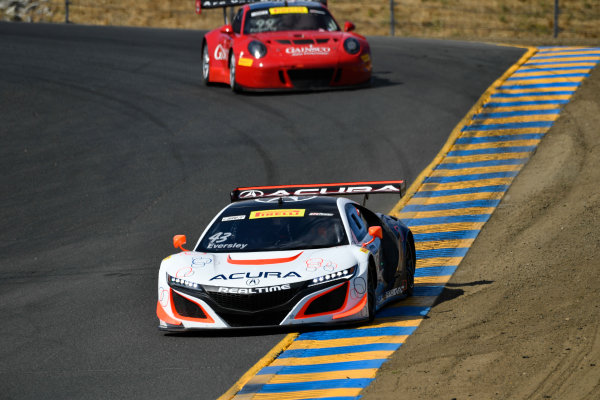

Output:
xmin=269 ymin=6 xmax=308 ymax=14
xmin=249 ymin=209 xmax=305 ymax=219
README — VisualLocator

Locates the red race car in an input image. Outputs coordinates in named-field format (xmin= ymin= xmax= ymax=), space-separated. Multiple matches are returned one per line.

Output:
xmin=198 ymin=0 xmax=372 ymax=92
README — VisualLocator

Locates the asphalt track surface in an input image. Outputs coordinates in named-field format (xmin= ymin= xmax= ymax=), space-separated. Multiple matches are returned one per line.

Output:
xmin=0 ymin=22 xmax=525 ymax=400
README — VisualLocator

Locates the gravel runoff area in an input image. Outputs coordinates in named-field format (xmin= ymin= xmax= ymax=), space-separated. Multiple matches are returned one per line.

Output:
xmin=362 ymin=62 xmax=600 ymax=399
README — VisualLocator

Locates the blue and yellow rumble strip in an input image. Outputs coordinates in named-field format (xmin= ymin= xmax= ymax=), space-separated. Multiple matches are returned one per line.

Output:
xmin=219 ymin=47 xmax=599 ymax=400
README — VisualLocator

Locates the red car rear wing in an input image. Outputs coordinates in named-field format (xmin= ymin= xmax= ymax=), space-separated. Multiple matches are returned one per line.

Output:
xmin=230 ymin=180 xmax=405 ymax=203
xmin=196 ymin=0 xmax=327 ymax=14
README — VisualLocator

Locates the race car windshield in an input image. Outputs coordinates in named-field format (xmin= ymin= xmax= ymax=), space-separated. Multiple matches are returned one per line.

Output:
xmin=196 ymin=202 xmax=349 ymax=252
xmin=244 ymin=7 xmax=339 ymax=34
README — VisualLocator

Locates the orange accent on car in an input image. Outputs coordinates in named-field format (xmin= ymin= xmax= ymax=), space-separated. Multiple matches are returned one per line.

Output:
xmin=173 ymin=235 xmax=189 ymax=252
xmin=170 ymin=290 xmax=215 ymax=323
xmin=295 ymin=282 xmax=349 ymax=319
xmin=362 ymin=226 xmax=383 ymax=247
xmin=156 ymin=301 xmax=182 ymax=326
xmin=333 ymin=293 xmax=367 ymax=320
xmin=227 ymin=251 xmax=303 ymax=265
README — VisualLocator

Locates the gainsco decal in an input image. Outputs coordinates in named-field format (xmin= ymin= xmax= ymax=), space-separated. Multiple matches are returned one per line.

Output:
xmin=249 ymin=209 xmax=305 ymax=219
xmin=216 ymin=284 xmax=291 ymax=294
xmin=210 ymin=271 xmax=301 ymax=281
xmin=286 ymin=46 xmax=331 ymax=56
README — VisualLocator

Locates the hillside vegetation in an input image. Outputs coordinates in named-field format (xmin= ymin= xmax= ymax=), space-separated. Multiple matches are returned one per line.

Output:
xmin=2 ymin=0 xmax=599 ymax=43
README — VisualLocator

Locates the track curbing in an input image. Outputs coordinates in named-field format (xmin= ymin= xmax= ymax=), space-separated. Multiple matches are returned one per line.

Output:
xmin=218 ymin=45 xmax=600 ymax=400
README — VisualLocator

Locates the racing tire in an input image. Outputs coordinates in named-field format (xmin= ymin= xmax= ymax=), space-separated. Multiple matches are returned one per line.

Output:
xmin=367 ymin=260 xmax=377 ymax=322
xmin=404 ymin=237 xmax=416 ymax=297
xmin=201 ymin=44 xmax=210 ymax=85
xmin=229 ymin=53 xmax=240 ymax=93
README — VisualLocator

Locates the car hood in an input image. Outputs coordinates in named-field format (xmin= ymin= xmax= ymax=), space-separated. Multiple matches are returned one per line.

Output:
xmin=251 ymin=30 xmax=348 ymax=56
xmin=161 ymin=246 xmax=361 ymax=288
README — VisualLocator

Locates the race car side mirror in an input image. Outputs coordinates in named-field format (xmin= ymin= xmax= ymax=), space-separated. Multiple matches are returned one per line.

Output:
xmin=173 ymin=235 xmax=189 ymax=252
xmin=220 ymin=24 xmax=233 ymax=34
xmin=362 ymin=226 xmax=382 ymax=247
xmin=369 ymin=226 xmax=383 ymax=239
xmin=344 ymin=21 xmax=355 ymax=32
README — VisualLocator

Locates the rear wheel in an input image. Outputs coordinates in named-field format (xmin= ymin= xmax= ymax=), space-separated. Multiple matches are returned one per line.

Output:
xmin=201 ymin=44 xmax=210 ymax=85
xmin=405 ymin=237 xmax=415 ymax=297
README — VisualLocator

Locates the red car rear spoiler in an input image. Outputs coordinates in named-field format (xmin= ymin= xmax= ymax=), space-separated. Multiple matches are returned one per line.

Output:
xmin=230 ymin=180 xmax=405 ymax=203
xmin=196 ymin=0 xmax=327 ymax=14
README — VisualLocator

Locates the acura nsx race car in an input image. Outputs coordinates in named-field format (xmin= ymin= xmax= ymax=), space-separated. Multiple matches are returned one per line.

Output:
xmin=156 ymin=181 xmax=416 ymax=331
xmin=198 ymin=0 xmax=372 ymax=91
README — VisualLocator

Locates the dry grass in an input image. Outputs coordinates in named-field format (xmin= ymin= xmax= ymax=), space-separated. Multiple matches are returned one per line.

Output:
xmin=5 ymin=0 xmax=600 ymax=43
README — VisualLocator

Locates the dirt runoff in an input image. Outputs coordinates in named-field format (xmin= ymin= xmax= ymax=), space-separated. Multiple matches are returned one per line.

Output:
xmin=362 ymin=65 xmax=600 ymax=399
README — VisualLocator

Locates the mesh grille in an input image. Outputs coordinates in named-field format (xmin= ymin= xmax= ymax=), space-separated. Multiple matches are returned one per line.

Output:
xmin=206 ymin=286 xmax=304 ymax=312
xmin=304 ymin=281 xmax=348 ymax=316
xmin=172 ymin=291 xmax=207 ymax=319
xmin=218 ymin=310 xmax=290 ymax=327
xmin=287 ymin=68 xmax=335 ymax=88
xmin=293 ymin=39 xmax=314 ymax=44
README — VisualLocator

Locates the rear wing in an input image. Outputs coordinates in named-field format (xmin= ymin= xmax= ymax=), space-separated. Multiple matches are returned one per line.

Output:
xmin=196 ymin=0 xmax=327 ymax=14
xmin=230 ymin=180 xmax=405 ymax=203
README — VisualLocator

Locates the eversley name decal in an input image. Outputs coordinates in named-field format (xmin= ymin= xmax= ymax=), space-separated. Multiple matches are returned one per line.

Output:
xmin=206 ymin=242 xmax=248 ymax=249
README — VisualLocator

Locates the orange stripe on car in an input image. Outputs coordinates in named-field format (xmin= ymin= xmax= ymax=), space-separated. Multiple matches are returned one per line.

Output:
xmin=227 ymin=252 xmax=303 ymax=265
xmin=295 ymin=282 xmax=349 ymax=319
xmin=156 ymin=301 xmax=182 ymax=326
xmin=333 ymin=293 xmax=367 ymax=320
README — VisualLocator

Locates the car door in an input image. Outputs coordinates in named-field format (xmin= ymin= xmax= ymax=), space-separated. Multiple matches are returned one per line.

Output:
xmin=344 ymin=203 xmax=384 ymax=282
xmin=355 ymin=205 xmax=402 ymax=288
xmin=212 ymin=8 xmax=243 ymax=74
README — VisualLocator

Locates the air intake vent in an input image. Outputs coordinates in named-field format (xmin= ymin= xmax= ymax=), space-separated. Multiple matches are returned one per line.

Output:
xmin=293 ymin=39 xmax=314 ymax=44
xmin=287 ymin=68 xmax=335 ymax=88
xmin=218 ymin=310 xmax=290 ymax=327
xmin=172 ymin=291 xmax=207 ymax=319
xmin=303 ymin=282 xmax=348 ymax=316
xmin=206 ymin=285 xmax=304 ymax=312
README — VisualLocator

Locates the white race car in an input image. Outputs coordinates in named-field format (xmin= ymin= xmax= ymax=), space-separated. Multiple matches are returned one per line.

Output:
xmin=156 ymin=181 xmax=415 ymax=330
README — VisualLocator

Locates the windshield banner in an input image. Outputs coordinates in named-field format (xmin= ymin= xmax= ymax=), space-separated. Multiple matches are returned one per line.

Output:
xmin=231 ymin=180 xmax=405 ymax=202
xmin=198 ymin=0 xmax=326 ymax=10
xmin=199 ymin=0 xmax=251 ymax=9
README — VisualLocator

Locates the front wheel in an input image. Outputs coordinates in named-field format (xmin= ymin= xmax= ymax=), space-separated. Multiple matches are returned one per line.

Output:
xmin=367 ymin=261 xmax=377 ymax=322
xmin=229 ymin=53 xmax=239 ymax=93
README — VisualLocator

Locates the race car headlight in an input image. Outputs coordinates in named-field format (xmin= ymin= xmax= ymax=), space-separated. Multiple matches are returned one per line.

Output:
xmin=309 ymin=265 xmax=357 ymax=287
xmin=167 ymin=274 xmax=204 ymax=292
xmin=343 ymin=38 xmax=360 ymax=55
xmin=248 ymin=40 xmax=267 ymax=59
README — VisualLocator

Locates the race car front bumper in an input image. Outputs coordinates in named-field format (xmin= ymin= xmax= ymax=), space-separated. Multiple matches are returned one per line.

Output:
xmin=234 ymin=53 xmax=372 ymax=91
xmin=157 ymin=267 xmax=370 ymax=330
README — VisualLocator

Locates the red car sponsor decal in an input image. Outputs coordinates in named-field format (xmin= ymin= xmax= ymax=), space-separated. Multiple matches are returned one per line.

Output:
xmin=285 ymin=46 xmax=331 ymax=56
